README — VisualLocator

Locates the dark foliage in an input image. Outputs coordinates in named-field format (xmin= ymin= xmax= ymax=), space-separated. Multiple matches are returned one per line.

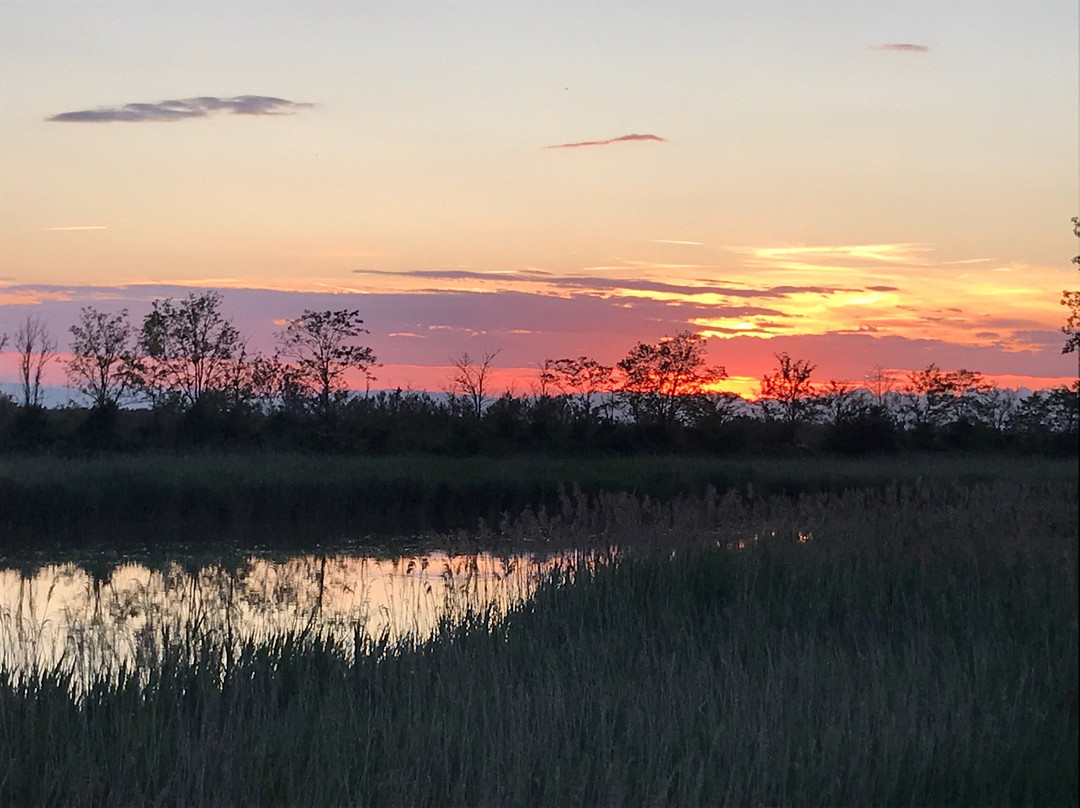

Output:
xmin=0 ymin=380 xmax=1075 ymax=457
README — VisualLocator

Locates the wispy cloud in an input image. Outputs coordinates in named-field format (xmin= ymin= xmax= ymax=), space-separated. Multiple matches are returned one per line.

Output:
xmin=354 ymin=269 xmax=507 ymax=283
xmin=552 ymin=277 xmax=858 ymax=299
xmin=351 ymin=267 xmax=860 ymax=300
xmin=47 ymin=95 xmax=314 ymax=123
xmin=546 ymin=133 xmax=666 ymax=149
xmin=736 ymin=243 xmax=934 ymax=271
xmin=827 ymin=325 xmax=881 ymax=335
xmin=653 ymin=239 xmax=704 ymax=246
xmin=874 ymin=43 xmax=930 ymax=53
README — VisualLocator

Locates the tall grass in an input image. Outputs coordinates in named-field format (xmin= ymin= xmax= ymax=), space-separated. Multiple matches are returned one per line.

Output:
xmin=1 ymin=451 xmax=1075 ymax=546
xmin=1 ymin=479 xmax=1075 ymax=806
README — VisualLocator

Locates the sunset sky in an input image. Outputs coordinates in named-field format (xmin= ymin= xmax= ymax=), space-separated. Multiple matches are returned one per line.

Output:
xmin=1 ymin=1 xmax=1077 ymax=400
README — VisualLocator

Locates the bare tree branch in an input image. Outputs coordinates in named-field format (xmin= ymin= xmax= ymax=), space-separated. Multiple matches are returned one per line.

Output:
xmin=14 ymin=316 xmax=57 ymax=408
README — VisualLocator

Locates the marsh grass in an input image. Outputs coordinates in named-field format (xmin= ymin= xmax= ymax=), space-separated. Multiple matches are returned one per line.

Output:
xmin=1 ymin=478 xmax=1076 ymax=806
xmin=1 ymin=452 xmax=1075 ymax=546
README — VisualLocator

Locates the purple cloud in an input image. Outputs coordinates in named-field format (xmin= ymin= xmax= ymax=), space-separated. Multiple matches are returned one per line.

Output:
xmin=47 ymin=96 xmax=314 ymax=123
xmin=545 ymin=133 xmax=666 ymax=149
xmin=4 ymin=283 xmax=1075 ymax=390
xmin=351 ymin=268 xmax=858 ymax=300
xmin=874 ymin=43 xmax=930 ymax=53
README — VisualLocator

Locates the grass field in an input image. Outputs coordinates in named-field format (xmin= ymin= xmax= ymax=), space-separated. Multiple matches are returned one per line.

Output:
xmin=1 ymin=476 xmax=1075 ymax=806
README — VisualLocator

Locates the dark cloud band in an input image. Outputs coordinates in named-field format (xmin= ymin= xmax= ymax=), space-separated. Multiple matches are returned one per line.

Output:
xmin=47 ymin=95 xmax=314 ymax=123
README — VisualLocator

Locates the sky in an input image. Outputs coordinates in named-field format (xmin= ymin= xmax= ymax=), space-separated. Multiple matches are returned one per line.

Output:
xmin=1 ymin=0 xmax=1077 ymax=400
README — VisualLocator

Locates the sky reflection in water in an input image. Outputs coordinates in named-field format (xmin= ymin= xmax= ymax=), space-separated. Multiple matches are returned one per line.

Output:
xmin=0 ymin=549 xmax=582 ymax=681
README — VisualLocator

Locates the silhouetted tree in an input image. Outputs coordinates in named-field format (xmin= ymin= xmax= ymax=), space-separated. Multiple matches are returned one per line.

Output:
xmin=982 ymin=387 xmax=1020 ymax=432
xmin=1011 ymin=383 xmax=1079 ymax=451
xmin=819 ymin=380 xmax=868 ymax=425
xmin=276 ymin=310 xmax=377 ymax=419
xmin=684 ymin=391 xmax=747 ymax=433
xmin=220 ymin=344 xmax=278 ymax=415
xmin=760 ymin=352 xmax=817 ymax=423
xmin=1064 ymin=217 xmax=1080 ymax=354
xmin=14 ymin=316 xmax=56 ymax=408
xmin=534 ymin=359 xmax=558 ymax=399
xmin=452 ymin=350 xmax=499 ymax=419
xmin=865 ymin=364 xmax=897 ymax=405
xmin=0 ymin=332 xmax=7 ymax=398
xmin=139 ymin=291 xmax=241 ymax=408
xmin=903 ymin=364 xmax=950 ymax=428
xmin=617 ymin=331 xmax=726 ymax=427
xmin=903 ymin=364 xmax=992 ymax=428
xmin=67 ymin=306 xmax=142 ymax=409
xmin=541 ymin=355 xmax=614 ymax=421
xmin=1043 ymin=383 xmax=1078 ymax=434
xmin=949 ymin=369 xmax=996 ymax=425
xmin=1063 ymin=292 xmax=1080 ymax=355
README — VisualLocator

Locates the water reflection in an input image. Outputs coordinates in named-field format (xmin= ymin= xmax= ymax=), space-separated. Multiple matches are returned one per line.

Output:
xmin=0 ymin=549 xmax=582 ymax=682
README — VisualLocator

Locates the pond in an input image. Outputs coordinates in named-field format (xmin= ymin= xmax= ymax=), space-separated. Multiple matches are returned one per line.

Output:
xmin=0 ymin=545 xmax=593 ymax=686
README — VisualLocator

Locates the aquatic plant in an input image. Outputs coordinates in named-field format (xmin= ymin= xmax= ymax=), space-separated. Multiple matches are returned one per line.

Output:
xmin=0 ymin=479 xmax=1074 ymax=806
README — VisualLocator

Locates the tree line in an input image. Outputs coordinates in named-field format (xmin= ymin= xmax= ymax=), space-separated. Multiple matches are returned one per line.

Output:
xmin=0 ymin=290 xmax=1076 ymax=455
xmin=2 ymin=292 xmax=376 ymax=417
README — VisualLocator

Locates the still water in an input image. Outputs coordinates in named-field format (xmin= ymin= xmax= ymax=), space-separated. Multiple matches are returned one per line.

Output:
xmin=0 ymin=547 xmax=587 ymax=682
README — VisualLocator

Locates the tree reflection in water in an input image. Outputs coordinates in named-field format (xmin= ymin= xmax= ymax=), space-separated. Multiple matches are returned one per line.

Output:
xmin=0 ymin=549 xmax=580 ymax=686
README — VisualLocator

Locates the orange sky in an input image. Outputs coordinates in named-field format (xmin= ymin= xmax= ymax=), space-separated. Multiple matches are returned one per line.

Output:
xmin=1 ymin=2 xmax=1077 ymax=399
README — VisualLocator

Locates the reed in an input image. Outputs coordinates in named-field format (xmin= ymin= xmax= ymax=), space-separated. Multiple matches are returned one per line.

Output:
xmin=1 ymin=478 xmax=1075 ymax=806
xmin=1 ymin=451 xmax=1075 ymax=545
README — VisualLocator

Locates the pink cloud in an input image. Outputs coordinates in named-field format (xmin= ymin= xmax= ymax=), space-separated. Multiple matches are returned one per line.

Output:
xmin=2 ymin=283 xmax=1074 ymax=395
xmin=545 ymin=133 xmax=666 ymax=149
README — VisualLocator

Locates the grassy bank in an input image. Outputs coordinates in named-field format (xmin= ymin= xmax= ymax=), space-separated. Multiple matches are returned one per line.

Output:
xmin=1 ymin=480 xmax=1075 ymax=806
xmin=1 ymin=451 xmax=1076 ymax=546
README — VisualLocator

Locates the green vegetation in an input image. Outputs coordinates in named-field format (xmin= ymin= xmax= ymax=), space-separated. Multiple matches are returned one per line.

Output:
xmin=1 ymin=452 xmax=1076 ymax=545
xmin=1 ymin=479 xmax=1076 ymax=806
